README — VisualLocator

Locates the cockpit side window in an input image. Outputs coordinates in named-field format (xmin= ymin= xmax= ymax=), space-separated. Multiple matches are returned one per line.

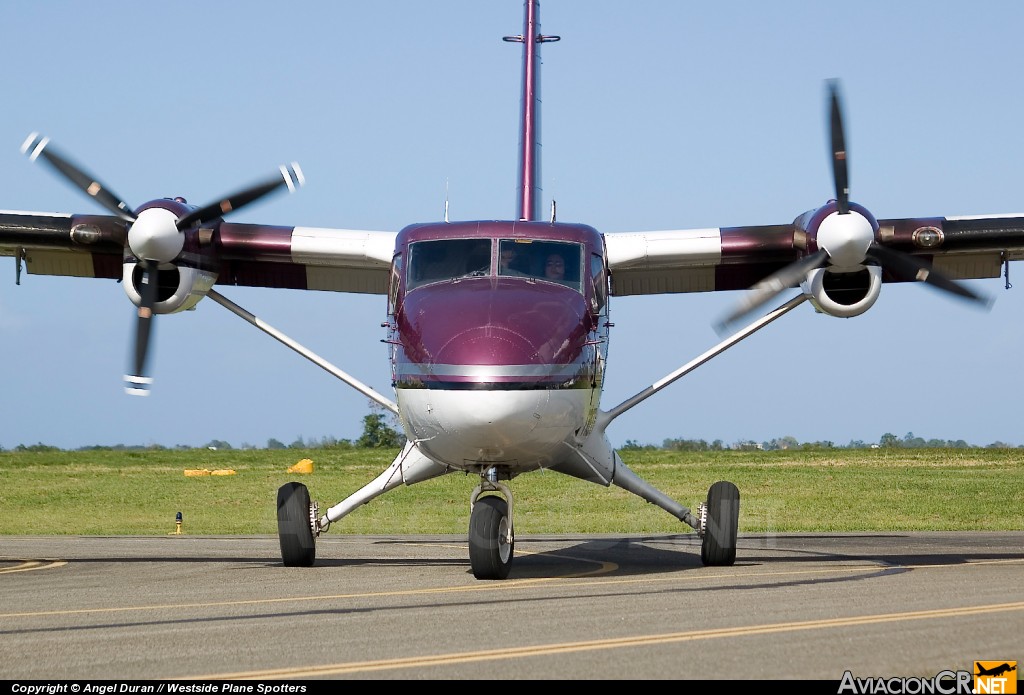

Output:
xmin=407 ymin=239 xmax=491 ymax=290
xmin=590 ymin=253 xmax=607 ymax=313
xmin=388 ymin=253 xmax=403 ymax=313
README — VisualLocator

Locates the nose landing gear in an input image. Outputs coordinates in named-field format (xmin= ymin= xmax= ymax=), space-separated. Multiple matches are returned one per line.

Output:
xmin=468 ymin=470 xmax=514 ymax=579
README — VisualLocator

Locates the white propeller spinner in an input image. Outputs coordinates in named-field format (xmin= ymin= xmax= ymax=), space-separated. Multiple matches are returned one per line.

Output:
xmin=127 ymin=207 xmax=184 ymax=263
xmin=816 ymin=210 xmax=874 ymax=270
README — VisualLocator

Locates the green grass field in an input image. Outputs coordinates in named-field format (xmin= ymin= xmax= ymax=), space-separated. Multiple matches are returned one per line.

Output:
xmin=0 ymin=447 xmax=1021 ymax=536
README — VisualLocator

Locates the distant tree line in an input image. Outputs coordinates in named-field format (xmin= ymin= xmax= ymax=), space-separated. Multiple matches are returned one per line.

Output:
xmin=2 ymin=405 xmax=406 ymax=453
xmin=3 ymin=420 xmax=1021 ymax=454
xmin=622 ymin=431 xmax=1022 ymax=452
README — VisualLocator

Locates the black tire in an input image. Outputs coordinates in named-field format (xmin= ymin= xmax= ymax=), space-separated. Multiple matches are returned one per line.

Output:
xmin=277 ymin=482 xmax=316 ymax=567
xmin=701 ymin=480 xmax=740 ymax=566
xmin=468 ymin=496 xmax=513 ymax=580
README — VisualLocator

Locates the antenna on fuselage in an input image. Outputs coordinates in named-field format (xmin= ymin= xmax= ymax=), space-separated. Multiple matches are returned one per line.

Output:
xmin=444 ymin=178 xmax=449 ymax=223
xmin=504 ymin=0 xmax=559 ymax=222
xmin=550 ymin=199 xmax=556 ymax=223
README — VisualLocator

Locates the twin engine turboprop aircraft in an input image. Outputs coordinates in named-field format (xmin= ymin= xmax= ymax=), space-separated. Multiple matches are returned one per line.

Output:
xmin=3 ymin=1 xmax=1024 ymax=580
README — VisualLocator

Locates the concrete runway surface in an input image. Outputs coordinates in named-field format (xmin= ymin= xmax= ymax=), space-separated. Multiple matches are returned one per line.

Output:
xmin=0 ymin=532 xmax=1021 ymax=681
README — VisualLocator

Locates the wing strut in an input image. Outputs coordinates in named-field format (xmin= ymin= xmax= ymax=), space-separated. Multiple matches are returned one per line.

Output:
xmin=206 ymin=289 xmax=399 ymax=415
xmin=595 ymin=294 xmax=809 ymax=430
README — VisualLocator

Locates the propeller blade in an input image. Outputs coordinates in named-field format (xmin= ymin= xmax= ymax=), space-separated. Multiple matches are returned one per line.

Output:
xmin=715 ymin=249 xmax=829 ymax=332
xmin=865 ymin=244 xmax=992 ymax=307
xmin=175 ymin=163 xmax=304 ymax=230
xmin=20 ymin=132 xmax=136 ymax=221
xmin=124 ymin=262 xmax=159 ymax=396
xmin=828 ymin=81 xmax=849 ymax=215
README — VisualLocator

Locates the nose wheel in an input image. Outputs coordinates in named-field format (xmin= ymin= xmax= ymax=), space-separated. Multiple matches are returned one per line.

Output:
xmin=469 ymin=493 xmax=514 ymax=580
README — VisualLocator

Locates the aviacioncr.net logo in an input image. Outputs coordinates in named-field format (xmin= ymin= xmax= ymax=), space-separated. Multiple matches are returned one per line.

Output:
xmin=973 ymin=661 xmax=1017 ymax=695
xmin=838 ymin=670 xmax=972 ymax=694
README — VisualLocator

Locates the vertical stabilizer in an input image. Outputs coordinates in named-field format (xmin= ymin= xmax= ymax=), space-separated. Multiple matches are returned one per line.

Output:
xmin=504 ymin=1 xmax=559 ymax=221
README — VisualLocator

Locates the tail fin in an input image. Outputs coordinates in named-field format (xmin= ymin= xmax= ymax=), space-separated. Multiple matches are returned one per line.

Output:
xmin=504 ymin=0 xmax=559 ymax=221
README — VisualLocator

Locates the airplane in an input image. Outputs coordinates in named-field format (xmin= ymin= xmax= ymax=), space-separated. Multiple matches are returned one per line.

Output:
xmin=975 ymin=663 xmax=1016 ymax=678
xmin=2 ymin=0 xmax=1024 ymax=580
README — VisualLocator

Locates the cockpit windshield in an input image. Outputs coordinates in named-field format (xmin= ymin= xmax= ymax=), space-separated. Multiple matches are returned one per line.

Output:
xmin=407 ymin=238 xmax=583 ymax=292
xmin=499 ymin=239 xmax=581 ymax=291
xmin=407 ymin=239 xmax=491 ymax=290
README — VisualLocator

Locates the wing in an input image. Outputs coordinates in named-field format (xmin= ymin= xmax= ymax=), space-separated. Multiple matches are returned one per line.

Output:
xmin=3 ymin=135 xmax=395 ymax=295
xmin=606 ymin=215 xmax=1024 ymax=297
xmin=606 ymin=82 xmax=1024 ymax=329
xmin=1 ymin=134 xmax=397 ymax=394
xmin=0 ymin=211 xmax=396 ymax=294
xmin=605 ymin=224 xmax=798 ymax=296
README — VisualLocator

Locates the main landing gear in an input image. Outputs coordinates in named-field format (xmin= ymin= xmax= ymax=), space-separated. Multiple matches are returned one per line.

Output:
xmin=698 ymin=480 xmax=740 ymax=566
xmin=277 ymin=482 xmax=318 ymax=567
xmin=273 ymin=475 xmax=738 ymax=576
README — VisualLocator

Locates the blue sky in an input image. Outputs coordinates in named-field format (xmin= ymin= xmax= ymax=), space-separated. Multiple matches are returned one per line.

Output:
xmin=3 ymin=1 xmax=1024 ymax=450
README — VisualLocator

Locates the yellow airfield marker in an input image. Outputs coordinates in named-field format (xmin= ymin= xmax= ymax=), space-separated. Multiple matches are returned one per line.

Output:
xmin=287 ymin=458 xmax=314 ymax=474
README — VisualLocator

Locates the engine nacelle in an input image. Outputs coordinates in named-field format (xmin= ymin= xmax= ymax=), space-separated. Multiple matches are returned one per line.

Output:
xmin=801 ymin=265 xmax=881 ymax=318
xmin=122 ymin=262 xmax=218 ymax=315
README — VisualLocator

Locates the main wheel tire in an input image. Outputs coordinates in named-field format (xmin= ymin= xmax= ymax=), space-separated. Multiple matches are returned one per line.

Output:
xmin=277 ymin=482 xmax=316 ymax=567
xmin=468 ymin=496 xmax=513 ymax=580
xmin=701 ymin=480 xmax=740 ymax=566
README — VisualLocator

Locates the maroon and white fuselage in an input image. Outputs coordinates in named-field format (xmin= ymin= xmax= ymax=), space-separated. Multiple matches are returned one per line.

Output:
xmin=390 ymin=221 xmax=608 ymax=473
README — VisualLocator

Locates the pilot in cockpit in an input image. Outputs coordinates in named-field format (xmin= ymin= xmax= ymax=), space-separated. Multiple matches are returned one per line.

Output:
xmin=544 ymin=253 xmax=567 ymax=282
xmin=499 ymin=244 xmax=528 ymax=277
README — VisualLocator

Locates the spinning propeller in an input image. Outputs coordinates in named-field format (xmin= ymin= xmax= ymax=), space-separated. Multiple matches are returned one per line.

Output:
xmin=20 ymin=132 xmax=304 ymax=395
xmin=716 ymin=81 xmax=991 ymax=331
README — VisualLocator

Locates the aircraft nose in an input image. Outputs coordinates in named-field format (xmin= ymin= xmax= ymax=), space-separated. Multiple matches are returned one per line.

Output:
xmin=434 ymin=324 xmax=546 ymax=370
xmin=396 ymin=283 xmax=590 ymax=386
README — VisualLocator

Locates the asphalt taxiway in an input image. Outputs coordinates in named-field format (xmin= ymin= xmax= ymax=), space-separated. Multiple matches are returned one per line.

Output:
xmin=0 ymin=532 xmax=1021 ymax=680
